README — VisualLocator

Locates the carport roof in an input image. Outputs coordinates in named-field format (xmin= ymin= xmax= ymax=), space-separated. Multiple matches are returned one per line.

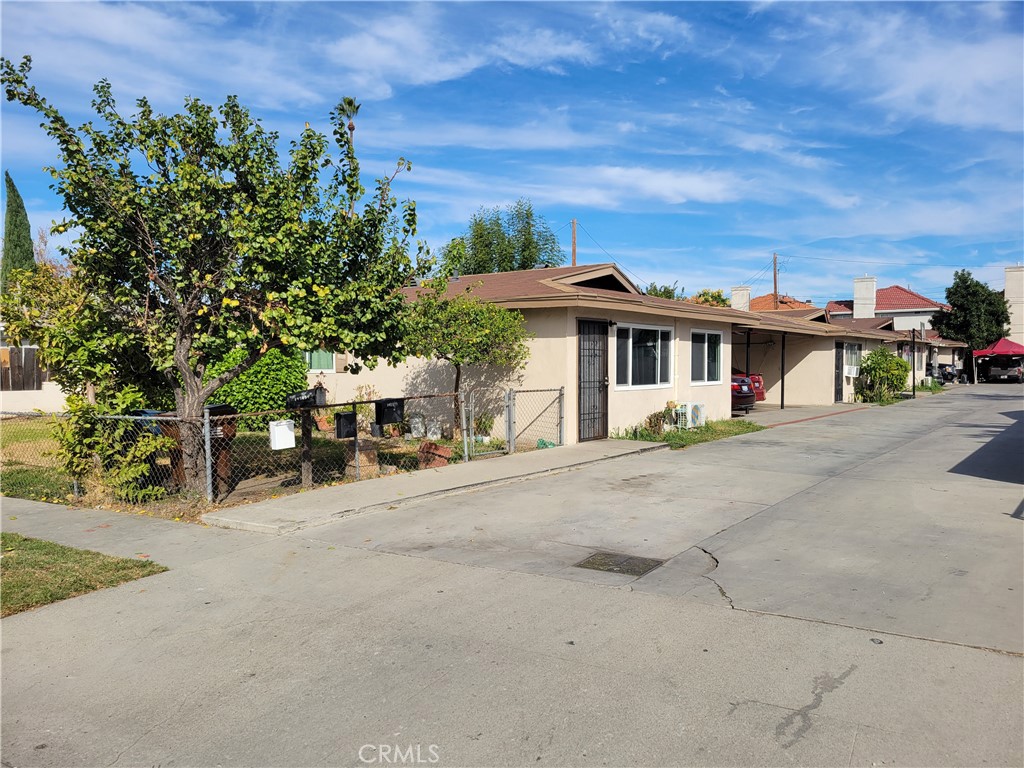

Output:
xmin=736 ymin=311 xmax=903 ymax=341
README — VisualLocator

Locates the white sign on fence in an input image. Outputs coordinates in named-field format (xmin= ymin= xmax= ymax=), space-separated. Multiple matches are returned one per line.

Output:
xmin=269 ymin=419 xmax=296 ymax=450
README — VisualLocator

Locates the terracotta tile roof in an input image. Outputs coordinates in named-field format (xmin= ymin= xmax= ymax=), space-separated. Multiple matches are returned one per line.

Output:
xmin=827 ymin=285 xmax=949 ymax=314
xmin=825 ymin=299 xmax=854 ymax=313
xmin=749 ymin=293 xmax=817 ymax=311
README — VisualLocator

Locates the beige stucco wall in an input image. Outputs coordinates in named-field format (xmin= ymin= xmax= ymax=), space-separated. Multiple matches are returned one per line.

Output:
xmin=734 ymin=332 xmax=889 ymax=406
xmin=570 ymin=308 xmax=732 ymax=439
xmin=889 ymin=312 xmax=936 ymax=331
xmin=0 ymin=382 xmax=68 ymax=413
xmin=313 ymin=306 xmax=734 ymax=444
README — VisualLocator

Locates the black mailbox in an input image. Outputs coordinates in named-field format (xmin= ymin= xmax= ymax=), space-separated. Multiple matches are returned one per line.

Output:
xmin=375 ymin=398 xmax=405 ymax=425
xmin=205 ymin=404 xmax=238 ymax=439
xmin=286 ymin=385 xmax=327 ymax=410
xmin=335 ymin=411 xmax=356 ymax=439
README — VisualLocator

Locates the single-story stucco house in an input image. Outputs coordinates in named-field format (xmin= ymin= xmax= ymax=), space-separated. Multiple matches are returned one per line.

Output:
xmin=312 ymin=263 xmax=759 ymax=443
xmin=729 ymin=286 xmax=966 ymax=405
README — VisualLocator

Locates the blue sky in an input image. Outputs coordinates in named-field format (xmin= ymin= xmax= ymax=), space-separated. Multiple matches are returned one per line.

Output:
xmin=2 ymin=1 xmax=1022 ymax=305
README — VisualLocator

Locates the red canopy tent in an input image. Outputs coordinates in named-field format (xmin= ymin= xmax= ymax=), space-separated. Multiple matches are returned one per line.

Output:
xmin=973 ymin=337 xmax=1024 ymax=357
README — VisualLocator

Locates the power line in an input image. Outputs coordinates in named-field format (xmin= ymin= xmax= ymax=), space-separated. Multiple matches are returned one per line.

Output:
xmin=783 ymin=253 xmax=1017 ymax=268
xmin=575 ymin=220 xmax=652 ymax=288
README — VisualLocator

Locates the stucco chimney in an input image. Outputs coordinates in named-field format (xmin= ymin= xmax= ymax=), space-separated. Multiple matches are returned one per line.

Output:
xmin=730 ymin=285 xmax=751 ymax=312
xmin=1006 ymin=265 xmax=1024 ymax=345
xmin=853 ymin=276 xmax=876 ymax=319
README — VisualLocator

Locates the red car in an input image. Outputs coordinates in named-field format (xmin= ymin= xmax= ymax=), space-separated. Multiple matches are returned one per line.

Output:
xmin=733 ymin=369 xmax=766 ymax=401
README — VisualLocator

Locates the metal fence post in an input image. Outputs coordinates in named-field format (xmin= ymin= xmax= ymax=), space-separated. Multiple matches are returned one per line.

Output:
xmin=352 ymin=403 xmax=360 ymax=481
xmin=558 ymin=386 xmax=565 ymax=446
xmin=467 ymin=390 xmax=476 ymax=460
xmin=459 ymin=393 xmax=469 ymax=463
xmin=203 ymin=408 xmax=213 ymax=503
xmin=506 ymin=389 xmax=517 ymax=454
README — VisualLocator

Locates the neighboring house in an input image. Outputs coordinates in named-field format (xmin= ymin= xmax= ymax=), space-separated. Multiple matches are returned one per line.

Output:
xmin=313 ymin=263 xmax=756 ymax=442
xmin=748 ymin=293 xmax=817 ymax=311
xmin=0 ymin=344 xmax=66 ymax=412
xmin=826 ymin=276 xmax=949 ymax=331
xmin=825 ymin=314 xmax=965 ymax=382
xmin=731 ymin=289 xmax=898 ymax=405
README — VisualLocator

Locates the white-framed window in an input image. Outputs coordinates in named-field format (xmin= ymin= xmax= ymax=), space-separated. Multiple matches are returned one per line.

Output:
xmin=844 ymin=343 xmax=862 ymax=367
xmin=615 ymin=324 xmax=672 ymax=388
xmin=305 ymin=349 xmax=335 ymax=372
xmin=690 ymin=330 xmax=722 ymax=384
xmin=844 ymin=343 xmax=862 ymax=377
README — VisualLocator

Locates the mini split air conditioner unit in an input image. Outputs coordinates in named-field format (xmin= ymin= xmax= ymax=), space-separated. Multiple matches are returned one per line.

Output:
xmin=674 ymin=402 xmax=706 ymax=430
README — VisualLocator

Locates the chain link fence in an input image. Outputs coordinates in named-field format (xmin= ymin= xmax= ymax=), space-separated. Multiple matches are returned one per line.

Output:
xmin=0 ymin=387 xmax=565 ymax=507
xmin=0 ymin=412 xmax=74 ymax=501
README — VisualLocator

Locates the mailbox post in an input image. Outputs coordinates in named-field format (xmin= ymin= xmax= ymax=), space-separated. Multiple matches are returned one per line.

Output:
xmin=286 ymin=386 xmax=326 ymax=489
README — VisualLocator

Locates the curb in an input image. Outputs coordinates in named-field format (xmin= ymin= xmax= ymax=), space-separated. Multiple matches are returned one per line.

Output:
xmin=202 ymin=442 xmax=671 ymax=536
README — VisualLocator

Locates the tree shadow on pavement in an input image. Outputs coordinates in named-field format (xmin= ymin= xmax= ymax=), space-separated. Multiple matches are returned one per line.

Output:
xmin=948 ymin=410 xmax=1024 ymax=488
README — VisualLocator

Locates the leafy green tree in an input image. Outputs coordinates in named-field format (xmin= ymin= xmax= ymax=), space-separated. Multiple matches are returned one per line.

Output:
xmin=645 ymin=281 xmax=684 ymax=300
xmin=688 ymin=288 xmax=729 ymax=307
xmin=1 ymin=56 xmax=425 ymax=493
xmin=441 ymin=198 xmax=564 ymax=274
xmin=931 ymin=269 xmax=1010 ymax=365
xmin=205 ymin=347 xmax=309 ymax=429
xmin=406 ymin=277 xmax=531 ymax=424
xmin=2 ymin=170 xmax=34 ymax=295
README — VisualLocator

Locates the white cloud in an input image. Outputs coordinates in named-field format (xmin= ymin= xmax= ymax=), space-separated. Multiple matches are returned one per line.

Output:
xmin=773 ymin=5 xmax=1024 ymax=132
xmin=593 ymin=6 xmax=694 ymax=53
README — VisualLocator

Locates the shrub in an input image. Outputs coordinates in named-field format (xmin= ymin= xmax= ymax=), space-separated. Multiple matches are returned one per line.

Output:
xmin=53 ymin=388 xmax=173 ymax=503
xmin=856 ymin=347 xmax=911 ymax=403
xmin=206 ymin=347 xmax=310 ymax=429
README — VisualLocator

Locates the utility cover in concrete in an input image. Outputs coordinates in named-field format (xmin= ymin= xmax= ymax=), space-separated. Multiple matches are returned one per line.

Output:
xmin=574 ymin=552 xmax=665 ymax=577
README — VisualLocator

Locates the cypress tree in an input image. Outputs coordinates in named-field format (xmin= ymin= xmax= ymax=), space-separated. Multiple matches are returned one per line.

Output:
xmin=2 ymin=170 xmax=35 ymax=295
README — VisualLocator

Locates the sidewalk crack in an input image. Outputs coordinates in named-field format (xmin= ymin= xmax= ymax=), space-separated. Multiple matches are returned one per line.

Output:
xmin=694 ymin=546 xmax=734 ymax=609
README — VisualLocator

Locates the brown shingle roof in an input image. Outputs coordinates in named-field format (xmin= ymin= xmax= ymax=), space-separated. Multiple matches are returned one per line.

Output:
xmin=404 ymin=263 xmax=757 ymax=325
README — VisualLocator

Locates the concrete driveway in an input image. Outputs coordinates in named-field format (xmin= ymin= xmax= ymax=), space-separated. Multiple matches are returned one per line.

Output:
xmin=306 ymin=386 xmax=1023 ymax=652
xmin=2 ymin=386 xmax=1021 ymax=767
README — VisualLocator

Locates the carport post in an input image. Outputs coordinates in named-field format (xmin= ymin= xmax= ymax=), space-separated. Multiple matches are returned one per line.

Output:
xmin=745 ymin=330 xmax=751 ymax=375
xmin=780 ymin=333 xmax=787 ymax=410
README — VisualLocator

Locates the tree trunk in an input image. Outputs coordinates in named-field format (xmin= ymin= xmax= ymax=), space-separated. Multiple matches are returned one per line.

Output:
xmin=453 ymin=364 xmax=462 ymax=436
xmin=174 ymin=389 xmax=207 ymax=497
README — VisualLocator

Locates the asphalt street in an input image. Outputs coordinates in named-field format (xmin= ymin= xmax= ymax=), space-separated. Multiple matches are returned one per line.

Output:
xmin=2 ymin=385 xmax=1021 ymax=767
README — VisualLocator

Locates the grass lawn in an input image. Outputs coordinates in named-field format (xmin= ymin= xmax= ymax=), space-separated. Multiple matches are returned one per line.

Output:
xmin=0 ymin=417 xmax=73 ymax=502
xmin=0 ymin=532 xmax=168 ymax=617
xmin=615 ymin=418 xmax=766 ymax=449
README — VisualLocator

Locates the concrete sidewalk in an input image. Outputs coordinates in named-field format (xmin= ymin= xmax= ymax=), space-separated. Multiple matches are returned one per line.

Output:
xmin=202 ymin=438 xmax=667 ymax=534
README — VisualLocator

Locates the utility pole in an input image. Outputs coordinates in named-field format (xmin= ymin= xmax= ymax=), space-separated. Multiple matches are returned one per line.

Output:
xmin=773 ymin=252 xmax=779 ymax=310
xmin=571 ymin=218 xmax=577 ymax=266
xmin=911 ymin=328 xmax=917 ymax=398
